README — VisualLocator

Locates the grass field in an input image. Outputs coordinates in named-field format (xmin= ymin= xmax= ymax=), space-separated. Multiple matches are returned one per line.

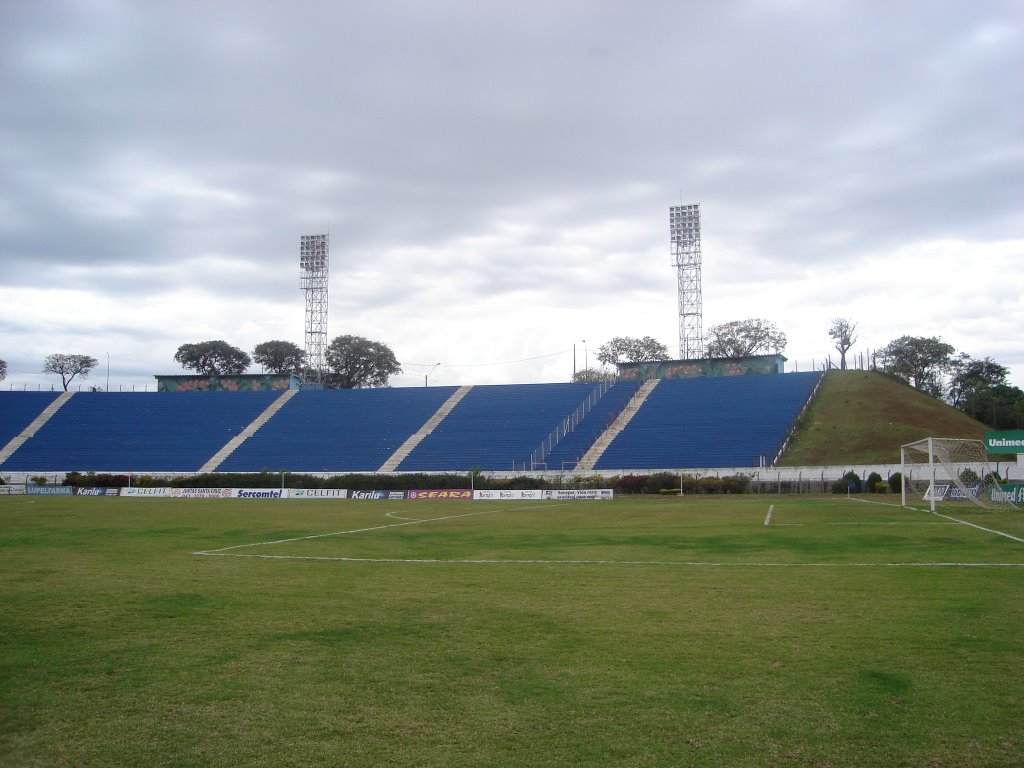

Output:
xmin=779 ymin=370 xmax=992 ymax=466
xmin=2 ymin=495 xmax=1023 ymax=767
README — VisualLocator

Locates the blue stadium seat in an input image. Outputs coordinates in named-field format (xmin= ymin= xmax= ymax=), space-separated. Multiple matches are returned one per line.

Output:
xmin=594 ymin=372 xmax=821 ymax=469
xmin=0 ymin=391 xmax=63 ymax=448
xmin=539 ymin=379 xmax=645 ymax=470
xmin=397 ymin=382 xmax=614 ymax=471
xmin=220 ymin=387 xmax=460 ymax=472
xmin=0 ymin=373 xmax=822 ymax=473
xmin=2 ymin=391 xmax=280 ymax=472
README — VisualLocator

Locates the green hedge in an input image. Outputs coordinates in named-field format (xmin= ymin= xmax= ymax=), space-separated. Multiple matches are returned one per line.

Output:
xmin=60 ymin=470 xmax=756 ymax=495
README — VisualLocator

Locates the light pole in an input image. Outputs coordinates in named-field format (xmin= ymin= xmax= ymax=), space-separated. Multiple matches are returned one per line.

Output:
xmin=425 ymin=362 xmax=441 ymax=387
xmin=582 ymin=340 xmax=588 ymax=372
xmin=106 ymin=352 xmax=110 ymax=392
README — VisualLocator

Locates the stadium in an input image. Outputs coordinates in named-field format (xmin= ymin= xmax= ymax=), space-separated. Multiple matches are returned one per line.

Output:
xmin=4 ymin=0 xmax=1022 ymax=762
xmin=0 ymin=363 xmax=824 ymax=478
xmin=3 ymin=358 xmax=1024 ymax=767
xmin=3 ymin=209 xmax=1023 ymax=767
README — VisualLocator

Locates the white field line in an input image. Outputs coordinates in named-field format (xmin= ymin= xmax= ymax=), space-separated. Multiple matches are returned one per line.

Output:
xmin=928 ymin=510 xmax=1024 ymax=544
xmin=192 ymin=503 xmax=547 ymax=555
xmin=850 ymin=496 xmax=1024 ymax=545
xmin=767 ymin=498 xmax=953 ymax=526
xmin=191 ymin=552 xmax=1024 ymax=568
xmin=385 ymin=510 xmax=423 ymax=522
xmin=771 ymin=521 xmax=957 ymax=527
xmin=192 ymin=499 xmax=1024 ymax=568
xmin=853 ymin=497 xmax=907 ymax=508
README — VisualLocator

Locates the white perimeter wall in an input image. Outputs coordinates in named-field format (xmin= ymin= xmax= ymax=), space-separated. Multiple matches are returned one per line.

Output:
xmin=3 ymin=459 xmax=1021 ymax=487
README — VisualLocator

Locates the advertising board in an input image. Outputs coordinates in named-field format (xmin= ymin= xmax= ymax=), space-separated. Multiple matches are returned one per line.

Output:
xmin=121 ymin=488 xmax=170 ymax=497
xmin=985 ymin=431 xmax=1024 ymax=453
xmin=990 ymin=484 xmax=1024 ymax=504
xmin=472 ymin=489 xmax=544 ymax=500
xmin=74 ymin=487 xmax=117 ymax=496
xmin=349 ymin=490 xmax=405 ymax=500
xmin=230 ymin=488 xmax=285 ymax=499
xmin=948 ymin=484 xmax=980 ymax=500
xmin=25 ymin=485 xmax=73 ymax=496
xmin=288 ymin=488 xmax=349 ymax=499
xmin=170 ymin=488 xmax=233 ymax=499
xmin=545 ymin=489 xmax=614 ymax=500
xmin=408 ymin=489 xmax=473 ymax=500
xmin=0 ymin=485 xmax=26 ymax=495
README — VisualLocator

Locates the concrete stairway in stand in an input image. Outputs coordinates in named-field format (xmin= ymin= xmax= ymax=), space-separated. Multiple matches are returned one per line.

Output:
xmin=0 ymin=391 xmax=76 ymax=465
xmin=378 ymin=385 xmax=474 ymax=471
xmin=575 ymin=379 xmax=659 ymax=471
xmin=198 ymin=389 xmax=298 ymax=473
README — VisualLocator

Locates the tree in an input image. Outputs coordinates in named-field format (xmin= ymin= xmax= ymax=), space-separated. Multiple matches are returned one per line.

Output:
xmin=947 ymin=354 xmax=1009 ymax=412
xmin=705 ymin=318 xmax=787 ymax=358
xmin=572 ymin=367 xmax=617 ymax=383
xmin=252 ymin=340 xmax=306 ymax=375
xmin=325 ymin=335 xmax=401 ymax=388
xmin=970 ymin=384 xmax=1024 ymax=429
xmin=828 ymin=318 xmax=857 ymax=370
xmin=0 ymin=357 xmax=6 ymax=381
xmin=877 ymin=335 xmax=955 ymax=397
xmin=174 ymin=340 xmax=251 ymax=375
xmin=43 ymin=353 xmax=99 ymax=391
xmin=595 ymin=336 xmax=669 ymax=366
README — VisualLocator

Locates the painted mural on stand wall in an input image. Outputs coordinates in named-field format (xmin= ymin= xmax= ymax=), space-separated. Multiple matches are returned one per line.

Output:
xmin=155 ymin=374 xmax=299 ymax=392
xmin=617 ymin=355 xmax=786 ymax=381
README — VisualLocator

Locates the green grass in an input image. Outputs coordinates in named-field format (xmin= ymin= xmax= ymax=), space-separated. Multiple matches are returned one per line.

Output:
xmin=781 ymin=370 xmax=993 ymax=465
xmin=2 ymin=495 xmax=1023 ymax=767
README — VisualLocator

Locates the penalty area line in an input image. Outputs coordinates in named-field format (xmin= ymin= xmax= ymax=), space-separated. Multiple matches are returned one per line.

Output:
xmin=764 ymin=500 xmax=951 ymax=527
xmin=850 ymin=496 xmax=1024 ymax=545
xmin=192 ymin=503 xmax=548 ymax=556
xmin=929 ymin=510 xmax=1024 ymax=545
xmin=189 ymin=552 xmax=1024 ymax=568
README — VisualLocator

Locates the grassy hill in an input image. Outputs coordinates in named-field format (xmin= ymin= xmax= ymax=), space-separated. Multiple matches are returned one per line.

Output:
xmin=779 ymin=370 xmax=992 ymax=466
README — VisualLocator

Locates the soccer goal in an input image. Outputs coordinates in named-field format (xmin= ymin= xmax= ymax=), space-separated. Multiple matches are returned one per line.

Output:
xmin=901 ymin=437 xmax=1019 ymax=511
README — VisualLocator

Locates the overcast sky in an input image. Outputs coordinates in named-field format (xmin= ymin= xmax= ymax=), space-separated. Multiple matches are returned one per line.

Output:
xmin=2 ymin=0 xmax=1022 ymax=392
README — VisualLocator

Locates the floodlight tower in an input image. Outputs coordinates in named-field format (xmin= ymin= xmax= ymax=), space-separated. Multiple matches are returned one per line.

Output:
xmin=299 ymin=234 xmax=329 ymax=387
xmin=669 ymin=203 xmax=703 ymax=359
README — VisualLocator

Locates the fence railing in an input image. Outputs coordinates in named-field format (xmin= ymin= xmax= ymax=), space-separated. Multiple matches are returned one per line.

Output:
xmin=529 ymin=381 xmax=612 ymax=470
xmin=772 ymin=370 xmax=826 ymax=466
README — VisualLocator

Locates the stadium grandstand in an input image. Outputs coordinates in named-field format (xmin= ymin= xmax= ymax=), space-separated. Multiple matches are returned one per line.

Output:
xmin=0 ymin=371 xmax=821 ymax=475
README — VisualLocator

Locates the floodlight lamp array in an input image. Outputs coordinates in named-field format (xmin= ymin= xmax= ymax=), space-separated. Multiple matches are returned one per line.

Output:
xmin=299 ymin=234 xmax=329 ymax=274
xmin=669 ymin=204 xmax=701 ymax=252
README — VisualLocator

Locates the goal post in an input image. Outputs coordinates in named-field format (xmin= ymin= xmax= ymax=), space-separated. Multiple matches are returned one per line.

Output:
xmin=900 ymin=437 xmax=1019 ymax=511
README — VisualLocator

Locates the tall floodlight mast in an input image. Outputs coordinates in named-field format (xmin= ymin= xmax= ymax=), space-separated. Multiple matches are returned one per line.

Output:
xmin=299 ymin=234 xmax=329 ymax=387
xmin=669 ymin=203 xmax=703 ymax=359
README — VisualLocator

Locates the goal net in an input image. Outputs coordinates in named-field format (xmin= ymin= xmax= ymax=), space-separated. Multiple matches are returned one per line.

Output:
xmin=900 ymin=437 xmax=1019 ymax=511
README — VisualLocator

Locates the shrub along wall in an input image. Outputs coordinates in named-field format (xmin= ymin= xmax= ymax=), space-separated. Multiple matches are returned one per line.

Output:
xmin=60 ymin=470 xmax=757 ymax=494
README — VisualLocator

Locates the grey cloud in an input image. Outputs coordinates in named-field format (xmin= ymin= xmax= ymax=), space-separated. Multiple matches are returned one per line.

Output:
xmin=1 ymin=0 xmax=1021 ymax=386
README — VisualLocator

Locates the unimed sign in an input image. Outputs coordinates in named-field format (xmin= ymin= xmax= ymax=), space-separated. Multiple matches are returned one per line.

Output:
xmin=990 ymin=484 xmax=1024 ymax=504
xmin=986 ymin=430 xmax=1024 ymax=453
